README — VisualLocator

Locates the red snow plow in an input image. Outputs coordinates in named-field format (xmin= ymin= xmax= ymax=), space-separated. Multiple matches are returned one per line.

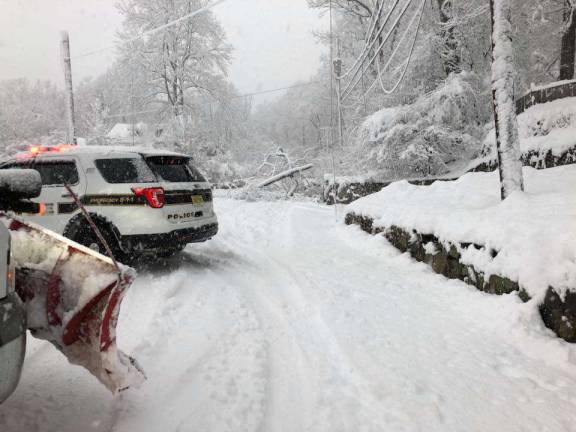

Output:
xmin=0 ymin=213 xmax=145 ymax=393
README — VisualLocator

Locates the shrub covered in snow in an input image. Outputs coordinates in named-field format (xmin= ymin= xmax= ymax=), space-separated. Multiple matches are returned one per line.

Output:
xmin=201 ymin=154 xmax=247 ymax=185
xmin=353 ymin=72 xmax=488 ymax=180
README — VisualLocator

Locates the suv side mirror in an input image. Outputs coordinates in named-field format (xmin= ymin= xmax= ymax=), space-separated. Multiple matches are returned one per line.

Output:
xmin=0 ymin=169 xmax=42 ymax=213
xmin=0 ymin=169 xmax=42 ymax=199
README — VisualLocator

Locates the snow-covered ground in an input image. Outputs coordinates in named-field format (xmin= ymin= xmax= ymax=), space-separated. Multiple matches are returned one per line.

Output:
xmin=2 ymin=199 xmax=576 ymax=431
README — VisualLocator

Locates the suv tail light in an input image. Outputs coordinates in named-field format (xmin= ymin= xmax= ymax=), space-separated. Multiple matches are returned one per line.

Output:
xmin=132 ymin=187 xmax=165 ymax=209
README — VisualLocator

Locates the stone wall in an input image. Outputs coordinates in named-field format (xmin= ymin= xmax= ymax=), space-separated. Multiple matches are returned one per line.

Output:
xmin=471 ymin=144 xmax=576 ymax=173
xmin=516 ymin=80 xmax=576 ymax=115
xmin=345 ymin=212 xmax=576 ymax=343
xmin=323 ymin=181 xmax=391 ymax=205
xmin=323 ymin=178 xmax=460 ymax=205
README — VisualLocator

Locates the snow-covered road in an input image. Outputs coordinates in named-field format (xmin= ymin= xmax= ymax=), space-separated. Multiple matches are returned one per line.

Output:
xmin=2 ymin=199 xmax=576 ymax=432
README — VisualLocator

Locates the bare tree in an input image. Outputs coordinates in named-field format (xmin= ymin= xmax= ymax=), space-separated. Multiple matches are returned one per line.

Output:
xmin=117 ymin=0 xmax=232 ymax=118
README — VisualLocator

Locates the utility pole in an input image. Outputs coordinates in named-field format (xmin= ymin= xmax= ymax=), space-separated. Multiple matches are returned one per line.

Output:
xmin=333 ymin=37 xmax=344 ymax=148
xmin=489 ymin=0 xmax=524 ymax=200
xmin=60 ymin=31 xmax=77 ymax=145
xmin=130 ymin=64 xmax=136 ymax=146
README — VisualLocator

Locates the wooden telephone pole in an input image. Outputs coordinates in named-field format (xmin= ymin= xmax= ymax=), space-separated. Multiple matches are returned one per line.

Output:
xmin=60 ymin=31 xmax=77 ymax=145
xmin=333 ymin=37 xmax=344 ymax=148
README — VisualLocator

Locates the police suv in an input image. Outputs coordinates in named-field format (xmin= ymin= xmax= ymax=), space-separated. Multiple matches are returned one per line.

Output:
xmin=0 ymin=145 xmax=218 ymax=261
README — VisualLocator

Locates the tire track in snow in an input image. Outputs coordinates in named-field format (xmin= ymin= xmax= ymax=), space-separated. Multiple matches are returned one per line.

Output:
xmin=108 ymin=256 xmax=270 ymax=432
xmin=214 ymin=202 xmax=414 ymax=431
xmin=213 ymin=200 xmax=576 ymax=432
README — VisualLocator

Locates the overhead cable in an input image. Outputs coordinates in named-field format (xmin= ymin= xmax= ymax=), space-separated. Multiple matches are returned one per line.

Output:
xmin=338 ymin=0 xmax=402 ymax=80
xmin=341 ymin=0 xmax=415 ymax=101
xmin=341 ymin=0 xmax=426 ymax=109
xmin=72 ymin=0 xmax=228 ymax=60
xmin=375 ymin=0 xmax=426 ymax=95
xmin=102 ymin=81 xmax=321 ymax=119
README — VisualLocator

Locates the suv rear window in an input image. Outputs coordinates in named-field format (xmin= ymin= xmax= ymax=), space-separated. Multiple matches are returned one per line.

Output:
xmin=146 ymin=156 xmax=205 ymax=183
xmin=95 ymin=158 xmax=156 ymax=184
xmin=187 ymin=161 xmax=207 ymax=183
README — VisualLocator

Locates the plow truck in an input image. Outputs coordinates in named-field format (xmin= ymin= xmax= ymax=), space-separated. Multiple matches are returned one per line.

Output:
xmin=0 ymin=169 xmax=144 ymax=403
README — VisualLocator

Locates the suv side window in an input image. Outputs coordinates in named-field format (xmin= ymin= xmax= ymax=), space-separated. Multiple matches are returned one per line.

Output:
xmin=34 ymin=161 xmax=79 ymax=186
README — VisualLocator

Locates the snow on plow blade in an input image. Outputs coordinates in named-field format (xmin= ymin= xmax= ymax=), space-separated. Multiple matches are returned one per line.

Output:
xmin=0 ymin=214 xmax=145 ymax=393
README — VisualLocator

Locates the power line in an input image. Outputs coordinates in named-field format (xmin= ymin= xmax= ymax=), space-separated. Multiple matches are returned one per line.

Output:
xmin=101 ymin=81 xmax=322 ymax=119
xmin=229 ymin=81 xmax=322 ymax=99
xmin=338 ymin=0 xmax=401 ymax=81
xmin=375 ymin=0 xmax=426 ymax=95
xmin=103 ymin=109 xmax=160 ymax=120
xmin=71 ymin=0 xmax=228 ymax=60
xmin=341 ymin=0 xmax=416 ymax=101
xmin=337 ymin=0 xmax=391 ymax=80
xmin=341 ymin=0 xmax=426 ymax=109
xmin=363 ymin=0 xmax=385 ymax=43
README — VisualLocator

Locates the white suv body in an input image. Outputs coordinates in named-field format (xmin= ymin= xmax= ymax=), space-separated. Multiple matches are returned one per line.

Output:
xmin=0 ymin=145 xmax=218 ymax=259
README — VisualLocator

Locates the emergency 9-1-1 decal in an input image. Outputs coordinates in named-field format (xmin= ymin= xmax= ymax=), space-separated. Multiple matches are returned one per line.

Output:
xmin=81 ymin=195 xmax=146 ymax=206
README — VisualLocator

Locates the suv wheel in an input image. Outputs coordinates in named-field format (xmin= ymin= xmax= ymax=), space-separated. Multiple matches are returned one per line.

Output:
xmin=64 ymin=215 xmax=128 ymax=263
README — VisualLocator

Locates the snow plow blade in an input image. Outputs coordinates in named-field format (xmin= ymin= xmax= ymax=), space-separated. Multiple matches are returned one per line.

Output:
xmin=0 ymin=214 xmax=145 ymax=393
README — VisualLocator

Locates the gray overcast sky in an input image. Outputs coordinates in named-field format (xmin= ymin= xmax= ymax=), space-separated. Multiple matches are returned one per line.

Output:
xmin=0 ymin=0 xmax=327 ymax=98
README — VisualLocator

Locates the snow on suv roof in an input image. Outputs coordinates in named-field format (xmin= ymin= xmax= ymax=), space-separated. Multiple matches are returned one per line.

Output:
xmin=51 ymin=145 xmax=187 ymax=157
xmin=8 ymin=145 xmax=188 ymax=161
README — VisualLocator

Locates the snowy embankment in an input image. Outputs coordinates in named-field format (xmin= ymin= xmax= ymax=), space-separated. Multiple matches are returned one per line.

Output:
xmin=518 ymin=97 xmax=576 ymax=155
xmin=475 ymin=96 xmax=576 ymax=169
xmin=347 ymin=165 xmax=576 ymax=301
xmin=2 ymin=199 xmax=576 ymax=431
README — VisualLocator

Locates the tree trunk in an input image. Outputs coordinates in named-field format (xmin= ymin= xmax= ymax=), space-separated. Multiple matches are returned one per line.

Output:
xmin=490 ymin=0 xmax=524 ymax=200
xmin=559 ymin=1 xmax=576 ymax=80
xmin=437 ymin=0 xmax=461 ymax=75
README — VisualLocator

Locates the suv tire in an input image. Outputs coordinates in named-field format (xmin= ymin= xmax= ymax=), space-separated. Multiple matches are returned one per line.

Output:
xmin=64 ymin=214 xmax=129 ymax=263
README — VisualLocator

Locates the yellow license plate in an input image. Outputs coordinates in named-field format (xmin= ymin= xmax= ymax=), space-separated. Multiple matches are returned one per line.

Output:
xmin=191 ymin=195 xmax=204 ymax=205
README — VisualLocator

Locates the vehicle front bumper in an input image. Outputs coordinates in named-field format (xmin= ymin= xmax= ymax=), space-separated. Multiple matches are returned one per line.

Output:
xmin=121 ymin=222 xmax=219 ymax=252
xmin=0 ymin=292 xmax=26 ymax=403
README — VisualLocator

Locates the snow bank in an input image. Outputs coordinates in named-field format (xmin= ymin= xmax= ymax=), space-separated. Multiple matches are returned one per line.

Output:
xmin=479 ymin=96 xmax=576 ymax=165
xmin=518 ymin=97 xmax=576 ymax=154
xmin=347 ymin=165 xmax=576 ymax=300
